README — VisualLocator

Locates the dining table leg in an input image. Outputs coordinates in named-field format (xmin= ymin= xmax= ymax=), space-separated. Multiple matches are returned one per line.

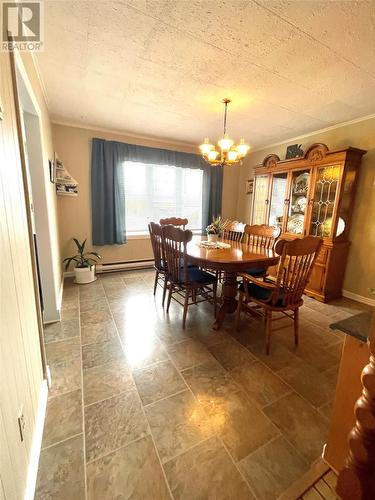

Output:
xmin=213 ymin=271 xmax=238 ymax=330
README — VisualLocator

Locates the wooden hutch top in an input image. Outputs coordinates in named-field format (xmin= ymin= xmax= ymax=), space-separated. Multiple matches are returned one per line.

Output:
xmin=255 ymin=143 xmax=366 ymax=174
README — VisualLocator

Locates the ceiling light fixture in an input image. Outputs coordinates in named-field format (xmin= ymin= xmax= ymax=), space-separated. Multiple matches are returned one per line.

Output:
xmin=199 ymin=98 xmax=250 ymax=166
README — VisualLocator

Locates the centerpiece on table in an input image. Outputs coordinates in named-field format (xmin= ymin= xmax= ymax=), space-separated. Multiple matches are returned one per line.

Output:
xmin=206 ymin=216 xmax=227 ymax=243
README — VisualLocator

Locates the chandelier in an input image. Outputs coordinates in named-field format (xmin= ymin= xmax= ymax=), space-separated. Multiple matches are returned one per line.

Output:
xmin=199 ymin=98 xmax=250 ymax=166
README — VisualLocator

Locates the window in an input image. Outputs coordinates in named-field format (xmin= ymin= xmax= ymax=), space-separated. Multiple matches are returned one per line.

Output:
xmin=124 ymin=161 xmax=203 ymax=234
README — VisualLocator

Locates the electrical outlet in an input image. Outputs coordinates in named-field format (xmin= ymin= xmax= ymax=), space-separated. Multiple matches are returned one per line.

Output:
xmin=18 ymin=407 xmax=26 ymax=442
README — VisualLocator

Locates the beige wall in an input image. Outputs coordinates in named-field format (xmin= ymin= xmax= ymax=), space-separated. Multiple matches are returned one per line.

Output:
xmin=53 ymin=123 xmax=238 ymax=264
xmin=236 ymin=116 xmax=375 ymax=300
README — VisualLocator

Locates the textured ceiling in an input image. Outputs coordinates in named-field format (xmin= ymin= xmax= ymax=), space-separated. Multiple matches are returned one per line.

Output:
xmin=37 ymin=0 xmax=375 ymax=149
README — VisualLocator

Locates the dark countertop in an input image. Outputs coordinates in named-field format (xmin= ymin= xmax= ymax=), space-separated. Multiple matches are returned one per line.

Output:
xmin=330 ymin=312 xmax=373 ymax=343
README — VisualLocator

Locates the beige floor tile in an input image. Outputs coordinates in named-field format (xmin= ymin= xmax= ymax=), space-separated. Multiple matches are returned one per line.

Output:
xmin=83 ymin=359 xmax=135 ymax=405
xmin=42 ymin=390 xmax=82 ymax=448
xmin=290 ymin=341 xmax=339 ymax=372
xmin=79 ymin=297 xmax=109 ymax=313
xmin=263 ymin=392 xmax=328 ymax=464
xmin=230 ymin=359 xmax=291 ymax=408
xmin=192 ymin=326 xmax=230 ymax=347
xmin=202 ymin=390 xmax=279 ymax=461
xmin=81 ymin=320 xmax=118 ymax=345
xmin=164 ymin=436 xmax=253 ymax=499
xmin=36 ymin=280 xmax=350 ymax=499
xmin=35 ymin=434 xmax=85 ymax=500
xmin=60 ymin=307 xmax=79 ymax=320
xmin=86 ymin=435 xmax=170 ymax=500
xmin=85 ymin=390 xmax=149 ymax=462
xmin=208 ymin=337 xmax=255 ymax=370
xmin=182 ymin=360 xmax=239 ymax=404
xmin=80 ymin=309 xmax=113 ymax=328
xmin=145 ymin=390 xmax=215 ymax=463
xmin=133 ymin=360 xmax=186 ymax=405
xmin=44 ymin=319 xmax=80 ymax=343
xmin=45 ymin=337 xmax=80 ymax=364
xmin=277 ymin=358 xmax=337 ymax=408
xmin=239 ymin=436 xmax=308 ymax=500
xmin=48 ymin=357 xmax=82 ymax=397
xmin=82 ymin=338 xmax=124 ymax=370
xmin=99 ymin=273 xmax=124 ymax=283
xmin=166 ymin=338 xmax=214 ymax=370
xmin=123 ymin=338 xmax=168 ymax=370
xmin=79 ymin=286 xmax=106 ymax=301
xmin=156 ymin=321 xmax=195 ymax=345
xmin=246 ymin=339 xmax=299 ymax=372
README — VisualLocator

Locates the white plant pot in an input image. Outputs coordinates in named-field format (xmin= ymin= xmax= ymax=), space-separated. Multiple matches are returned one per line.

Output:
xmin=74 ymin=266 xmax=96 ymax=284
xmin=207 ymin=234 xmax=219 ymax=243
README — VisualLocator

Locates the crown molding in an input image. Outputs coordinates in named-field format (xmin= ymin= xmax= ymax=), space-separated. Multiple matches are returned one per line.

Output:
xmin=251 ymin=113 xmax=375 ymax=154
xmin=51 ymin=119 xmax=198 ymax=153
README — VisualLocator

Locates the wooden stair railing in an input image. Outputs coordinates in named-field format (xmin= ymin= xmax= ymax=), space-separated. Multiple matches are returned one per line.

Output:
xmin=336 ymin=314 xmax=375 ymax=499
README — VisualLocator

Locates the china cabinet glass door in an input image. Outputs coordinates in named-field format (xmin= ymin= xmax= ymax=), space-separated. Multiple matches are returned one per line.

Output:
xmin=268 ymin=173 xmax=288 ymax=230
xmin=252 ymin=175 xmax=269 ymax=225
xmin=285 ymin=169 xmax=311 ymax=235
xmin=309 ymin=165 xmax=341 ymax=237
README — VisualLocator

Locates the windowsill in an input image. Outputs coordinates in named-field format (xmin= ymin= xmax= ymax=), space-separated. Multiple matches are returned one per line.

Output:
xmin=127 ymin=229 xmax=202 ymax=240
xmin=127 ymin=233 xmax=150 ymax=240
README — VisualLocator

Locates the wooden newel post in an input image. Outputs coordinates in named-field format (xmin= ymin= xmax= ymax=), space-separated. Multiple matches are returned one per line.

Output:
xmin=336 ymin=314 xmax=375 ymax=499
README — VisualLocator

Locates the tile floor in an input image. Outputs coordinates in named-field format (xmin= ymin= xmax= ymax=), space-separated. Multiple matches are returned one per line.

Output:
xmin=35 ymin=269 xmax=371 ymax=500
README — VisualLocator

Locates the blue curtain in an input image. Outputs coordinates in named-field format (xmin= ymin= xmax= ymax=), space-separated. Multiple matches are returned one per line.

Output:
xmin=91 ymin=138 xmax=223 ymax=244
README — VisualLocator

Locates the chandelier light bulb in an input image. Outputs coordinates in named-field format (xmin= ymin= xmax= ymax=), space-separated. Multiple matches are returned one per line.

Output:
xmin=227 ymin=150 xmax=238 ymax=162
xmin=208 ymin=150 xmax=219 ymax=161
xmin=237 ymin=138 xmax=250 ymax=157
xmin=218 ymin=133 xmax=233 ymax=152
xmin=199 ymin=138 xmax=213 ymax=155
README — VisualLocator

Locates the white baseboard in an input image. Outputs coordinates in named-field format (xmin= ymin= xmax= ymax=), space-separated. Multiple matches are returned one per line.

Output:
xmin=342 ymin=289 xmax=375 ymax=307
xmin=24 ymin=379 xmax=48 ymax=500
xmin=63 ymin=260 xmax=154 ymax=278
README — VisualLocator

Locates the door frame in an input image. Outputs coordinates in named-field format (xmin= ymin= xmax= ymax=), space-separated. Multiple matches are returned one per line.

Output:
xmin=8 ymin=41 xmax=47 ymax=377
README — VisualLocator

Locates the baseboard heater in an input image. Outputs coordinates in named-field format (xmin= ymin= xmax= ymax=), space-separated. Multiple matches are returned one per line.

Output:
xmin=96 ymin=259 xmax=154 ymax=274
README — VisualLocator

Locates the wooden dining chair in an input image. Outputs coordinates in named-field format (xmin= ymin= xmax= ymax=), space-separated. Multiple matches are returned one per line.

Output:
xmin=242 ymin=224 xmax=281 ymax=278
xmin=236 ymin=236 xmax=323 ymax=354
xmin=222 ymin=220 xmax=245 ymax=242
xmin=148 ymin=222 xmax=168 ymax=305
xmin=162 ymin=225 xmax=217 ymax=328
xmin=160 ymin=217 xmax=188 ymax=229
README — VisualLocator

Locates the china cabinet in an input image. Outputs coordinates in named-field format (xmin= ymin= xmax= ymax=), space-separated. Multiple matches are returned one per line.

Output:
xmin=251 ymin=143 xmax=366 ymax=301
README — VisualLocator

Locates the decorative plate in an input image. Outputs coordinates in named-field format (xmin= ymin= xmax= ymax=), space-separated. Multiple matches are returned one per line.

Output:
xmin=287 ymin=214 xmax=304 ymax=234
xmin=293 ymin=173 xmax=309 ymax=194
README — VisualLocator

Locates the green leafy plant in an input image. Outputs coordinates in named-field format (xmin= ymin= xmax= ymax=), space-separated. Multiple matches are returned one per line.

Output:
xmin=206 ymin=216 xmax=228 ymax=235
xmin=63 ymin=239 xmax=102 ymax=270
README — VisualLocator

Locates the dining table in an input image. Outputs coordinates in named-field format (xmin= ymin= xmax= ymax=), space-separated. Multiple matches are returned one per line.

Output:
xmin=186 ymin=235 xmax=280 ymax=329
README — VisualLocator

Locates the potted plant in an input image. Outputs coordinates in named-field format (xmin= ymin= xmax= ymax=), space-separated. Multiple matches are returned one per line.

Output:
xmin=206 ymin=216 xmax=227 ymax=242
xmin=63 ymin=238 xmax=101 ymax=284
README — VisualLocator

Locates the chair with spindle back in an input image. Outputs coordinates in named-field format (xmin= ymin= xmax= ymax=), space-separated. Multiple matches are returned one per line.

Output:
xmin=162 ymin=225 xmax=217 ymax=328
xmin=242 ymin=224 xmax=281 ymax=278
xmin=222 ymin=220 xmax=245 ymax=242
xmin=236 ymin=236 xmax=323 ymax=354
xmin=148 ymin=222 xmax=168 ymax=305
xmin=160 ymin=217 xmax=188 ymax=229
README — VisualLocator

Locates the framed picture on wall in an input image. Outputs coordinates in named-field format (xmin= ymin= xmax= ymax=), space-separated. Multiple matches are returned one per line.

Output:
xmin=246 ymin=179 xmax=254 ymax=195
